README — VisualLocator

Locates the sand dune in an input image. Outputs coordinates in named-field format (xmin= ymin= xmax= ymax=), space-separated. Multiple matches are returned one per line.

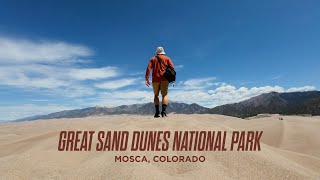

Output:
xmin=0 ymin=114 xmax=319 ymax=179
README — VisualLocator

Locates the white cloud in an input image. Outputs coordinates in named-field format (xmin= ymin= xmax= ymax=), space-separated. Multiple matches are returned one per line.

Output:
xmin=2 ymin=83 xmax=316 ymax=120
xmin=28 ymin=99 xmax=49 ymax=102
xmin=48 ymin=85 xmax=97 ymax=98
xmin=130 ymin=72 xmax=144 ymax=76
xmin=0 ymin=37 xmax=92 ymax=64
xmin=87 ymin=78 xmax=317 ymax=108
xmin=77 ymin=89 xmax=153 ymax=107
xmin=0 ymin=36 xmax=119 ymax=91
xmin=210 ymin=84 xmax=237 ymax=93
xmin=68 ymin=67 xmax=119 ymax=80
xmin=24 ymin=77 xmax=69 ymax=89
xmin=0 ymin=104 xmax=74 ymax=121
xmin=102 ymin=90 xmax=151 ymax=99
xmin=271 ymin=75 xmax=282 ymax=80
xmin=0 ymin=65 xmax=119 ymax=89
xmin=175 ymin=65 xmax=184 ymax=70
xmin=95 ymin=78 xmax=141 ymax=89
xmin=0 ymin=65 xmax=69 ymax=89
xmin=184 ymin=77 xmax=216 ymax=86
xmin=287 ymin=86 xmax=316 ymax=92
xmin=170 ymin=83 xmax=316 ymax=108
xmin=178 ymin=77 xmax=216 ymax=90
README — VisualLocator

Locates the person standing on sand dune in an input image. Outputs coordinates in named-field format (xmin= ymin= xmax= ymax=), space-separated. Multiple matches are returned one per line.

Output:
xmin=145 ymin=47 xmax=175 ymax=118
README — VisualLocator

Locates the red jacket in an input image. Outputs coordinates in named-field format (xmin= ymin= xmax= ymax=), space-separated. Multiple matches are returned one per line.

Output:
xmin=145 ymin=55 xmax=174 ymax=82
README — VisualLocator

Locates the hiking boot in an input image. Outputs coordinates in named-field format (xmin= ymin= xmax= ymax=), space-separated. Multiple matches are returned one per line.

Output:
xmin=154 ymin=112 xmax=160 ymax=118
xmin=161 ymin=111 xmax=167 ymax=117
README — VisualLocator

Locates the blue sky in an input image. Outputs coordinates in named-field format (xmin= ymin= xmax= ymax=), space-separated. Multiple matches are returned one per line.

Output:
xmin=0 ymin=0 xmax=319 ymax=120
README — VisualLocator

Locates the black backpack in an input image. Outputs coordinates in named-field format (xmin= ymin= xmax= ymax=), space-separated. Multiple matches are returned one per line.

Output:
xmin=155 ymin=55 xmax=176 ymax=84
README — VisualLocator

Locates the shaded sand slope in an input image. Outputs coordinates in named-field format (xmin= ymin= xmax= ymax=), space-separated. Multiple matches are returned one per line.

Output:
xmin=0 ymin=114 xmax=319 ymax=179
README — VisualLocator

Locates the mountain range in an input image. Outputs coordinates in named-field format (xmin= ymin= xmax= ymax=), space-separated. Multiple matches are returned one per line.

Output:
xmin=13 ymin=91 xmax=320 ymax=121
xmin=209 ymin=91 xmax=320 ymax=118
xmin=14 ymin=102 xmax=209 ymax=121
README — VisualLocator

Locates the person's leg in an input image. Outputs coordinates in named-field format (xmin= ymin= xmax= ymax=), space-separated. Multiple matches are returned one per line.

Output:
xmin=162 ymin=95 xmax=168 ymax=105
xmin=160 ymin=81 xmax=169 ymax=117
xmin=152 ymin=82 xmax=161 ymax=117
xmin=154 ymin=96 xmax=160 ymax=105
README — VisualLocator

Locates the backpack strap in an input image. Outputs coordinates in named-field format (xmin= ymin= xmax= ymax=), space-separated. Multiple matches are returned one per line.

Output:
xmin=155 ymin=55 xmax=168 ymax=68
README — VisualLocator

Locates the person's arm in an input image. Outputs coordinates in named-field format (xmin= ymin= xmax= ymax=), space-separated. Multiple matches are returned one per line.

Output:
xmin=145 ymin=59 xmax=153 ymax=87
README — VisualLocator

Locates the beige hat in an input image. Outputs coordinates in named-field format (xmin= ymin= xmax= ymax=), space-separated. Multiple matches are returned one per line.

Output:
xmin=155 ymin=47 xmax=166 ymax=55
